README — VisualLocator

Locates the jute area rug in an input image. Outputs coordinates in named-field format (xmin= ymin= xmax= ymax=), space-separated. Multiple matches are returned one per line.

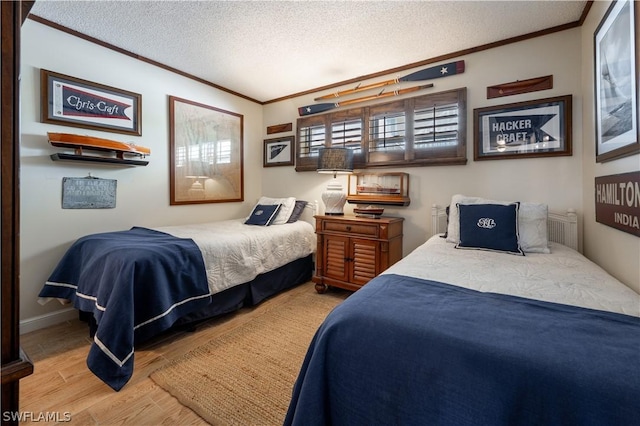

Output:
xmin=150 ymin=288 xmax=345 ymax=425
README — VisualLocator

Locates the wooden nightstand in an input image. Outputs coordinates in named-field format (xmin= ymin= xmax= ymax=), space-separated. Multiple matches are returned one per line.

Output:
xmin=312 ymin=215 xmax=404 ymax=293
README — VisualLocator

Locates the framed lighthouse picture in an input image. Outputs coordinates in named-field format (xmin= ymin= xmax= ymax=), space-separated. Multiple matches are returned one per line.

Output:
xmin=40 ymin=69 xmax=142 ymax=136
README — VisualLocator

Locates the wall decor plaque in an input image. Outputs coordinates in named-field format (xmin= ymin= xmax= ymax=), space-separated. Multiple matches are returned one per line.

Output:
xmin=595 ymin=171 xmax=640 ymax=236
xmin=486 ymin=75 xmax=553 ymax=99
xmin=266 ymin=123 xmax=292 ymax=134
xmin=62 ymin=176 xmax=117 ymax=209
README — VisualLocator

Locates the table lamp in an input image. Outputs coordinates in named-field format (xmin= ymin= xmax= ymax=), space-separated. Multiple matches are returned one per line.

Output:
xmin=317 ymin=147 xmax=354 ymax=215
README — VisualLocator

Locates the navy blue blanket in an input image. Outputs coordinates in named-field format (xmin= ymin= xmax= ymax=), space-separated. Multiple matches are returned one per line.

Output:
xmin=39 ymin=227 xmax=211 ymax=391
xmin=285 ymin=274 xmax=640 ymax=426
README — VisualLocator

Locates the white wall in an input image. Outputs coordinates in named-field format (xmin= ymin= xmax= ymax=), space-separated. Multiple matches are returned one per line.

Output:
xmin=19 ymin=21 xmax=264 ymax=331
xmin=580 ymin=1 xmax=640 ymax=293
xmin=263 ymin=29 xmax=586 ymax=262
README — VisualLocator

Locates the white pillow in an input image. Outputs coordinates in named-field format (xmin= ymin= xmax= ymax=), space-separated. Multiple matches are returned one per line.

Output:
xmin=446 ymin=194 xmax=485 ymax=244
xmin=253 ymin=196 xmax=296 ymax=225
xmin=517 ymin=202 xmax=550 ymax=253
xmin=446 ymin=194 xmax=550 ymax=253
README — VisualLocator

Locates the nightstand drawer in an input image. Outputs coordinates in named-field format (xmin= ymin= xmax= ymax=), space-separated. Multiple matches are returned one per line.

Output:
xmin=322 ymin=221 xmax=379 ymax=237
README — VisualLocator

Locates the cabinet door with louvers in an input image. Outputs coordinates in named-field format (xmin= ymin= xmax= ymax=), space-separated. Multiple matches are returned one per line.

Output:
xmin=349 ymin=238 xmax=380 ymax=285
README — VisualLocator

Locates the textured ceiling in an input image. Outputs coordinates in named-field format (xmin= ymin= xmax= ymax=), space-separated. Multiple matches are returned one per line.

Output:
xmin=29 ymin=0 xmax=588 ymax=103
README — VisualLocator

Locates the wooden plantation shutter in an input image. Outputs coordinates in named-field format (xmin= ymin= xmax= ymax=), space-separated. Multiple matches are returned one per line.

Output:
xmin=368 ymin=100 xmax=406 ymax=165
xmin=296 ymin=114 xmax=327 ymax=171
xmin=330 ymin=108 xmax=364 ymax=167
xmin=412 ymin=88 xmax=467 ymax=163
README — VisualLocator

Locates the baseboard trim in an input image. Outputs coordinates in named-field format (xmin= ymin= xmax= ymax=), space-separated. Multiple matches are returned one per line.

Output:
xmin=20 ymin=308 xmax=78 ymax=335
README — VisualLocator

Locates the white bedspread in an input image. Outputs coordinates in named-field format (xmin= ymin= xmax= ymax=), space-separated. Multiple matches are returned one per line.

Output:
xmin=383 ymin=235 xmax=640 ymax=317
xmin=153 ymin=219 xmax=316 ymax=295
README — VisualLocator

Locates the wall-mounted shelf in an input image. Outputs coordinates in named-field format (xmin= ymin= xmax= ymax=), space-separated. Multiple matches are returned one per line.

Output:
xmin=50 ymin=153 xmax=149 ymax=166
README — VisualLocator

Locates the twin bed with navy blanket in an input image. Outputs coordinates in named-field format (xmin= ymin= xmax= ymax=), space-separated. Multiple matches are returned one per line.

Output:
xmin=38 ymin=197 xmax=316 ymax=391
xmin=285 ymin=195 xmax=640 ymax=426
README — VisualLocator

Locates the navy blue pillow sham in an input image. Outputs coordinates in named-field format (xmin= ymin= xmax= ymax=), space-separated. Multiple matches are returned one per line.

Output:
xmin=455 ymin=203 xmax=524 ymax=256
xmin=245 ymin=204 xmax=281 ymax=226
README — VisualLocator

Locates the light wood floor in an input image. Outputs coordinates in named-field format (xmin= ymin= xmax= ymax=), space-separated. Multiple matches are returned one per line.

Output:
xmin=19 ymin=281 xmax=349 ymax=425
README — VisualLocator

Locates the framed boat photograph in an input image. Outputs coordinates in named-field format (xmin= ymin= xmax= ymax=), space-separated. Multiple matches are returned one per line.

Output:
xmin=473 ymin=95 xmax=572 ymax=161
xmin=594 ymin=0 xmax=639 ymax=163
xmin=40 ymin=69 xmax=142 ymax=136
xmin=169 ymin=96 xmax=244 ymax=205
xmin=263 ymin=136 xmax=294 ymax=167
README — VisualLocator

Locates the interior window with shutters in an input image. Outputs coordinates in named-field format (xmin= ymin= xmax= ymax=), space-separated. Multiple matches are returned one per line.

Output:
xmin=296 ymin=87 xmax=466 ymax=170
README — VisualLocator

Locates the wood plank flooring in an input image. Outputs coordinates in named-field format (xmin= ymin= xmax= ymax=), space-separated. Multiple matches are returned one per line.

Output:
xmin=19 ymin=282 xmax=349 ymax=425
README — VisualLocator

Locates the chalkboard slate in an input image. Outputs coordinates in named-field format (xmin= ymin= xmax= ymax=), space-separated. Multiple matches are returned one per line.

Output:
xmin=62 ymin=177 xmax=117 ymax=209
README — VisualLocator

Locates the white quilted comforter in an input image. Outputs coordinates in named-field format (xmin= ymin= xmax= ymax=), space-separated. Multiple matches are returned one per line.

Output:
xmin=383 ymin=235 xmax=640 ymax=317
xmin=153 ymin=219 xmax=316 ymax=295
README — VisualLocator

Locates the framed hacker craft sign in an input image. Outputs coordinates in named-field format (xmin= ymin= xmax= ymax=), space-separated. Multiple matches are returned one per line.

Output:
xmin=41 ymin=69 xmax=142 ymax=136
xmin=473 ymin=95 xmax=572 ymax=160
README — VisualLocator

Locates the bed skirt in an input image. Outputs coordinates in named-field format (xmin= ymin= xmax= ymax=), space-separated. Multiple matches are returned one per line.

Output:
xmin=171 ymin=254 xmax=313 ymax=327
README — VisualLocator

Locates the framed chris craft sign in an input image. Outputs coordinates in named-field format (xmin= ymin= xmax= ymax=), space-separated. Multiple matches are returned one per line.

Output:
xmin=473 ymin=95 xmax=572 ymax=160
xmin=41 ymin=69 xmax=142 ymax=136
xmin=595 ymin=171 xmax=640 ymax=237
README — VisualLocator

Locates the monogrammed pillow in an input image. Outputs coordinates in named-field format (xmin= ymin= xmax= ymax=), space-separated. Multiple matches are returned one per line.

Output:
xmin=446 ymin=194 xmax=549 ymax=253
xmin=455 ymin=203 xmax=524 ymax=256
xmin=250 ymin=196 xmax=296 ymax=225
xmin=244 ymin=204 xmax=281 ymax=226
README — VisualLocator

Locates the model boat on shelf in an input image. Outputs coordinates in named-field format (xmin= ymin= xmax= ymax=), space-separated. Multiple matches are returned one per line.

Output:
xmin=348 ymin=172 xmax=410 ymax=207
xmin=47 ymin=132 xmax=151 ymax=158
xmin=356 ymin=184 xmax=400 ymax=194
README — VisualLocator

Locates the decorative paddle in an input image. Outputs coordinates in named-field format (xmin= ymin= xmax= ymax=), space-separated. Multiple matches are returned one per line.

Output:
xmin=299 ymin=83 xmax=434 ymax=116
xmin=313 ymin=60 xmax=465 ymax=101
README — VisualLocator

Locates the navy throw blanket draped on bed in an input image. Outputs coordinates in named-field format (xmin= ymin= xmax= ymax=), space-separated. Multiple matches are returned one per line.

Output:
xmin=39 ymin=227 xmax=211 ymax=391
xmin=285 ymin=274 xmax=640 ymax=426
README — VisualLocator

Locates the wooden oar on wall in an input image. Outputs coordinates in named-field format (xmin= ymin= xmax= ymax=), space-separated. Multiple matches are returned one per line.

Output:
xmin=298 ymin=83 xmax=434 ymax=116
xmin=314 ymin=60 xmax=465 ymax=101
